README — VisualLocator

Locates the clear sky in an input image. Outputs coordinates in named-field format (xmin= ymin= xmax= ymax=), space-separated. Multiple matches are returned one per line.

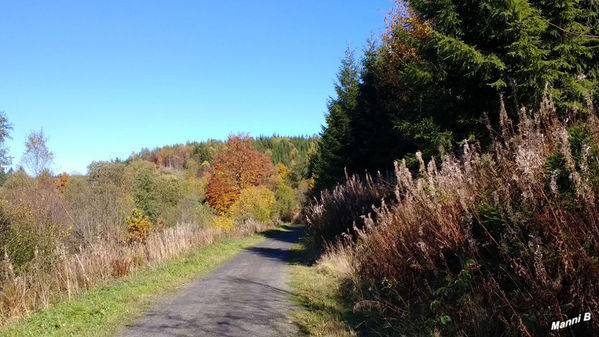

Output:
xmin=0 ymin=0 xmax=393 ymax=174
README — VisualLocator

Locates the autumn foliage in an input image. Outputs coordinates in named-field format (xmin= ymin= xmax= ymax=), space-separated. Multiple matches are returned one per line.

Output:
xmin=125 ymin=208 xmax=153 ymax=243
xmin=205 ymin=135 xmax=274 ymax=213
xmin=54 ymin=172 xmax=69 ymax=195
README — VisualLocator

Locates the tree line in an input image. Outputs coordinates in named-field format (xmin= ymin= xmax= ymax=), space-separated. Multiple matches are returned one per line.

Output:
xmin=310 ymin=0 xmax=599 ymax=193
xmin=304 ymin=1 xmax=599 ymax=335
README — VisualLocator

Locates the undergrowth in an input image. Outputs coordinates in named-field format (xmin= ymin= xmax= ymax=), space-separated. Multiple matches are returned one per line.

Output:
xmin=305 ymin=94 xmax=599 ymax=336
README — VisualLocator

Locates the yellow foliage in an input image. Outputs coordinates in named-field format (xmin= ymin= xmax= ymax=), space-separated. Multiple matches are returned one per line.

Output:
xmin=229 ymin=186 xmax=275 ymax=224
xmin=184 ymin=174 xmax=206 ymax=197
xmin=306 ymin=177 xmax=315 ymax=191
xmin=211 ymin=216 xmax=234 ymax=229
xmin=125 ymin=208 xmax=153 ymax=243
xmin=276 ymin=163 xmax=288 ymax=180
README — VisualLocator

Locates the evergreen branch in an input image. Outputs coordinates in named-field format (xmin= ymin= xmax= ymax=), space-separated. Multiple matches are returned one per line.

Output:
xmin=545 ymin=20 xmax=599 ymax=39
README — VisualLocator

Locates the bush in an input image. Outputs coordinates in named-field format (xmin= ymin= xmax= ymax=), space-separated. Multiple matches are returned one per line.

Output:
xmin=274 ymin=183 xmax=297 ymax=221
xmin=125 ymin=160 xmax=185 ymax=223
xmin=0 ymin=172 xmax=67 ymax=270
xmin=0 ymin=200 xmax=59 ymax=271
xmin=211 ymin=216 xmax=234 ymax=230
xmin=125 ymin=208 xmax=153 ymax=243
xmin=229 ymin=186 xmax=276 ymax=224
xmin=163 ymin=196 xmax=216 ymax=226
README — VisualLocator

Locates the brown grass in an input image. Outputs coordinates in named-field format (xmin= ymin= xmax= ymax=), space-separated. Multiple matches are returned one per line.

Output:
xmin=305 ymin=94 xmax=599 ymax=336
xmin=305 ymin=172 xmax=394 ymax=245
xmin=0 ymin=219 xmax=272 ymax=325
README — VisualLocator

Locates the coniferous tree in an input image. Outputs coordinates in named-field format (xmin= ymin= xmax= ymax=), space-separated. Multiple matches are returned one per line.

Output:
xmin=405 ymin=0 xmax=598 ymax=128
xmin=311 ymin=1 xmax=599 ymax=193
xmin=311 ymin=48 xmax=360 ymax=193
xmin=531 ymin=0 xmax=597 ymax=109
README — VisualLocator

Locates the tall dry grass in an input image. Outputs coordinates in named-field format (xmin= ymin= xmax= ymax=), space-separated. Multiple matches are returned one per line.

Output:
xmin=0 ymin=219 xmax=271 ymax=325
xmin=305 ymin=171 xmax=395 ymax=245
xmin=306 ymin=94 xmax=599 ymax=336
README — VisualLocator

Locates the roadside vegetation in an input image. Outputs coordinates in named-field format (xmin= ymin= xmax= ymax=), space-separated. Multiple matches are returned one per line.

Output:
xmin=289 ymin=238 xmax=357 ymax=337
xmin=2 ymin=0 xmax=598 ymax=336
xmin=304 ymin=1 xmax=599 ymax=336
xmin=0 ymin=231 xmax=268 ymax=337
xmin=0 ymin=122 xmax=315 ymax=327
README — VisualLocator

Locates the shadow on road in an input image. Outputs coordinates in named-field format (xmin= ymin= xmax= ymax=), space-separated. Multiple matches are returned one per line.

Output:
xmin=244 ymin=225 xmax=305 ymax=263
xmin=259 ymin=224 xmax=304 ymax=244
xmin=118 ymin=225 xmax=303 ymax=337
xmin=246 ymin=246 xmax=290 ymax=263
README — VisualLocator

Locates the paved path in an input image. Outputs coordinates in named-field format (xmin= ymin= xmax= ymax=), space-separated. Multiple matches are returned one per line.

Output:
xmin=117 ymin=225 xmax=302 ymax=337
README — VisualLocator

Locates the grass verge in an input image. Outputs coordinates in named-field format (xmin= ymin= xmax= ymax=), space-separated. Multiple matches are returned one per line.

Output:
xmin=288 ymin=237 xmax=361 ymax=337
xmin=0 ymin=231 xmax=270 ymax=337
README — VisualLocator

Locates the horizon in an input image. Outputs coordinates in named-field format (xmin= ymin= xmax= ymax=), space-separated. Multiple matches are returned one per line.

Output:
xmin=0 ymin=0 xmax=393 ymax=175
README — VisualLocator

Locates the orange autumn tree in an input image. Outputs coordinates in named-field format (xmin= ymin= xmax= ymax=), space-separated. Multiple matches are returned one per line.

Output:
xmin=55 ymin=172 xmax=69 ymax=195
xmin=205 ymin=135 xmax=274 ymax=213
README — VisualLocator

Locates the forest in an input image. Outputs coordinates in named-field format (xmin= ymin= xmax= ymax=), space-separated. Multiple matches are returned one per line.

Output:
xmin=305 ymin=0 xmax=599 ymax=336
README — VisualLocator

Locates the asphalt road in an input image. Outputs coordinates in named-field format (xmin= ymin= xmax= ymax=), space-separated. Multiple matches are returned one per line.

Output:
xmin=117 ymin=225 xmax=302 ymax=337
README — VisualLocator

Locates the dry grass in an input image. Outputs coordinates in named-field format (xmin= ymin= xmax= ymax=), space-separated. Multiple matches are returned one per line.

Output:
xmin=0 ymin=219 xmax=272 ymax=326
xmin=305 ymin=172 xmax=394 ymax=245
xmin=315 ymin=241 xmax=356 ymax=281
xmin=288 ymin=239 xmax=359 ymax=337
xmin=305 ymin=94 xmax=599 ymax=336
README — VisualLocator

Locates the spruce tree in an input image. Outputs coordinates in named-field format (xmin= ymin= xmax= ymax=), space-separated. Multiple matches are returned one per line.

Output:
xmin=531 ymin=0 xmax=596 ymax=109
xmin=407 ymin=0 xmax=597 ymax=122
xmin=311 ymin=48 xmax=360 ymax=193
xmin=348 ymin=40 xmax=417 ymax=173
xmin=312 ymin=1 xmax=599 ymax=191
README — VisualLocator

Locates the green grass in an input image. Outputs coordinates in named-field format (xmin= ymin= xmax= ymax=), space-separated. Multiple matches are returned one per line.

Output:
xmin=0 ymin=232 xmax=269 ymax=337
xmin=288 ymin=238 xmax=359 ymax=337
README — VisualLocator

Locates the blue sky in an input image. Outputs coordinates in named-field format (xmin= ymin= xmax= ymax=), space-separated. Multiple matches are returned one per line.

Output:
xmin=0 ymin=0 xmax=393 ymax=174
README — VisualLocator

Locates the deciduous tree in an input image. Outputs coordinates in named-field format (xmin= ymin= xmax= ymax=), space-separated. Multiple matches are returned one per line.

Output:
xmin=205 ymin=135 xmax=274 ymax=213
xmin=0 ymin=111 xmax=12 ymax=169
xmin=22 ymin=129 xmax=53 ymax=177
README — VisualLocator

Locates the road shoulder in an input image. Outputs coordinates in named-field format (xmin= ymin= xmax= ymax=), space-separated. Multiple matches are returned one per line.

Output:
xmin=287 ymin=237 xmax=360 ymax=337
xmin=0 ymin=233 xmax=267 ymax=337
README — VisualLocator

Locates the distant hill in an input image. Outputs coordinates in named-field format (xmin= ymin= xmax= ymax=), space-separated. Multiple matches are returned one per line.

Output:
xmin=130 ymin=135 xmax=318 ymax=183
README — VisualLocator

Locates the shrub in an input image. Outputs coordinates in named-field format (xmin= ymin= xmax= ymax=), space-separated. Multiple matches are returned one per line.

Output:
xmin=0 ymin=200 xmax=59 ymax=271
xmin=229 ymin=186 xmax=276 ymax=224
xmin=183 ymin=170 xmax=208 ymax=200
xmin=125 ymin=208 xmax=153 ymax=243
xmin=163 ymin=196 xmax=217 ymax=226
xmin=304 ymin=172 xmax=394 ymax=245
xmin=54 ymin=173 xmax=69 ymax=195
xmin=274 ymin=183 xmax=297 ymax=221
xmin=62 ymin=173 xmax=131 ymax=245
xmin=72 ymin=161 xmax=132 ymax=243
xmin=0 ymin=172 xmax=67 ymax=269
xmin=211 ymin=216 xmax=234 ymax=230
xmin=125 ymin=160 xmax=185 ymax=223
